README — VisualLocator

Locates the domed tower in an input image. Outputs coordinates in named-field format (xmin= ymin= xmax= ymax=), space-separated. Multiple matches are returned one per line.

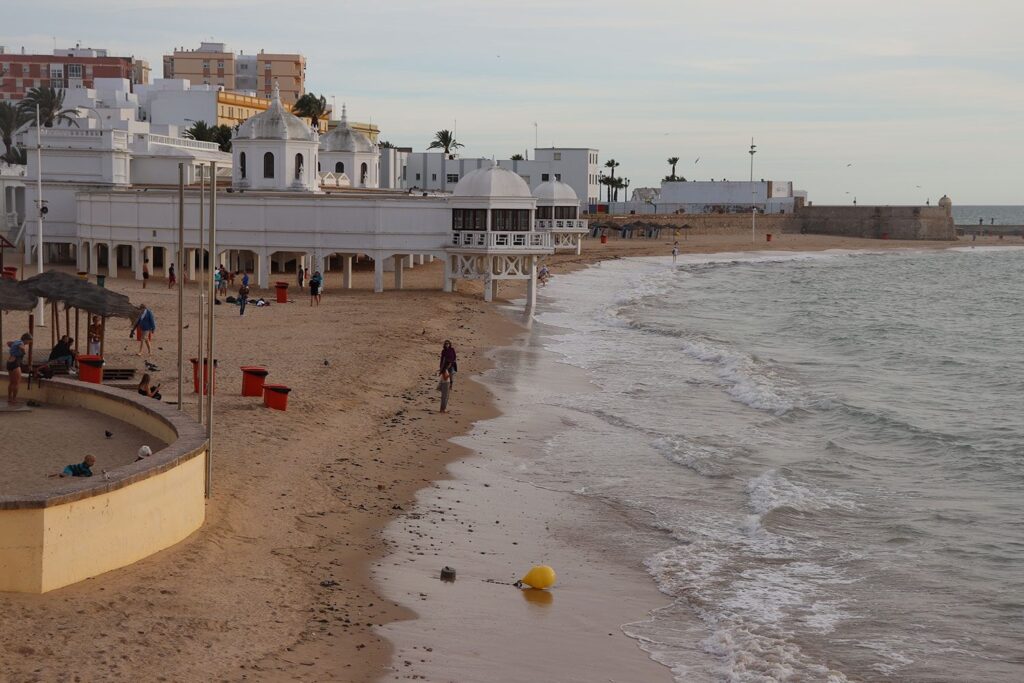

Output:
xmin=445 ymin=163 xmax=553 ymax=308
xmin=319 ymin=105 xmax=379 ymax=188
xmin=937 ymin=194 xmax=952 ymax=216
xmin=232 ymin=82 xmax=320 ymax=192
xmin=533 ymin=178 xmax=588 ymax=255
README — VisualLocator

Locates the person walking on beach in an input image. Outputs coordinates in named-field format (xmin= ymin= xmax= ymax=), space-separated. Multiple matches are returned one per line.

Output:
xmin=672 ymin=241 xmax=679 ymax=263
xmin=309 ymin=271 xmax=323 ymax=306
xmin=142 ymin=258 xmax=150 ymax=289
xmin=218 ymin=266 xmax=229 ymax=296
xmin=238 ymin=281 xmax=250 ymax=316
xmin=297 ymin=264 xmax=305 ymax=291
xmin=439 ymin=340 xmax=457 ymax=388
xmin=437 ymin=370 xmax=451 ymax=413
xmin=6 ymin=333 xmax=31 ymax=406
xmin=168 ymin=263 xmax=176 ymax=289
xmin=131 ymin=304 xmax=156 ymax=356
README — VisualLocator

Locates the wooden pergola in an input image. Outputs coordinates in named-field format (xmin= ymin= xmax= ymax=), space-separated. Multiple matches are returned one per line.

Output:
xmin=17 ymin=272 xmax=140 ymax=360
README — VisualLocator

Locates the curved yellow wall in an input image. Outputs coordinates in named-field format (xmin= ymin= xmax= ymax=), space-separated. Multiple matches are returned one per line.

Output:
xmin=0 ymin=378 xmax=207 ymax=593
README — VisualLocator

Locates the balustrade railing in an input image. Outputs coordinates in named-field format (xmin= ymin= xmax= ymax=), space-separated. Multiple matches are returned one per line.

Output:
xmin=534 ymin=218 xmax=589 ymax=231
xmin=450 ymin=230 xmax=552 ymax=249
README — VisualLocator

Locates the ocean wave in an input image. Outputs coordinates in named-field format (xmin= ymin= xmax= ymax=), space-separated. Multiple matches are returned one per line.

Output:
xmin=747 ymin=470 xmax=859 ymax=517
xmin=653 ymin=436 xmax=744 ymax=478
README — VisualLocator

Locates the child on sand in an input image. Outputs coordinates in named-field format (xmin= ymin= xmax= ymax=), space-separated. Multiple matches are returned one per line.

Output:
xmin=55 ymin=455 xmax=96 ymax=478
xmin=309 ymin=271 xmax=323 ymax=306
xmin=168 ymin=264 xmax=176 ymax=288
xmin=437 ymin=370 xmax=451 ymax=413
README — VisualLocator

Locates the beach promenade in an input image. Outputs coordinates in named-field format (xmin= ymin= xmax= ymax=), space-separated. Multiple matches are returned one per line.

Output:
xmin=0 ymin=231 xmax=1000 ymax=681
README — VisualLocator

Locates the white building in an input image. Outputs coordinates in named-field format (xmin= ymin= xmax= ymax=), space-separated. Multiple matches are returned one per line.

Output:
xmin=16 ymin=86 xmax=558 ymax=309
xmin=610 ymin=179 xmax=804 ymax=215
xmin=381 ymin=147 xmax=600 ymax=208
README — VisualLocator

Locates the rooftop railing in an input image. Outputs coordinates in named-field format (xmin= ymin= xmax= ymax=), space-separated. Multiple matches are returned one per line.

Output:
xmin=142 ymin=133 xmax=221 ymax=151
xmin=535 ymin=218 xmax=589 ymax=232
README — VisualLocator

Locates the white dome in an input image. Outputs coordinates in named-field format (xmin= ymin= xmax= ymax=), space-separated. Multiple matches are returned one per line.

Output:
xmin=320 ymin=105 xmax=375 ymax=153
xmin=533 ymin=179 xmax=578 ymax=202
xmin=237 ymin=83 xmax=316 ymax=142
xmin=453 ymin=165 xmax=532 ymax=198
xmin=322 ymin=125 xmax=374 ymax=153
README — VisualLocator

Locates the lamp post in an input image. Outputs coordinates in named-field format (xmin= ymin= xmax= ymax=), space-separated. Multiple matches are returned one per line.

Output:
xmin=749 ymin=138 xmax=757 ymax=244
xmin=35 ymin=105 xmax=45 ymax=324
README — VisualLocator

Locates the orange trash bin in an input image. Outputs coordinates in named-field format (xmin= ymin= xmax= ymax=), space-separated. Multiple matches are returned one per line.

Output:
xmin=263 ymin=384 xmax=291 ymax=411
xmin=189 ymin=358 xmax=217 ymax=395
xmin=240 ymin=366 xmax=270 ymax=397
xmin=78 ymin=355 xmax=104 ymax=384
xmin=274 ymin=281 xmax=289 ymax=303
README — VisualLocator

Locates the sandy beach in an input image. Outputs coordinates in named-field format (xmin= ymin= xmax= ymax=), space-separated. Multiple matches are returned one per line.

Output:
xmin=0 ymin=231 xmax=1002 ymax=682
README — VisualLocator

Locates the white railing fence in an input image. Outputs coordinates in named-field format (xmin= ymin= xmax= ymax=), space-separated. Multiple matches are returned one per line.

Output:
xmin=451 ymin=230 xmax=552 ymax=249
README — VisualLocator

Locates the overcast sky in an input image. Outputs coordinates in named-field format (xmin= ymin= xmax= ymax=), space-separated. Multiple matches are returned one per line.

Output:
xmin=4 ymin=0 xmax=1022 ymax=203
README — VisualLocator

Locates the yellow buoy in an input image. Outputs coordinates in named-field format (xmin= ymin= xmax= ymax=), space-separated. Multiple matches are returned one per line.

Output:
xmin=519 ymin=565 xmax=557 ymax=590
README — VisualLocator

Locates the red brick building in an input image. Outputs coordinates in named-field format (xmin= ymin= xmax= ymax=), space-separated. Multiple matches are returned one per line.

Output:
xmin=0 ymin=47 xmax=142 ymax=102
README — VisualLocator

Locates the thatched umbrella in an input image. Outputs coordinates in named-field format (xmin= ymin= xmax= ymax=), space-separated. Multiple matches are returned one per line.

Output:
xmin=19 ymin=271 xmax=140 ymax=356
xmin=0 ymin=279 xmax=38 ymax=350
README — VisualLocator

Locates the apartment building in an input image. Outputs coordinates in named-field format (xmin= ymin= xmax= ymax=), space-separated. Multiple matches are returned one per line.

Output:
xmin=0 ymin=45 xmax=146 ymax=101
xmin=162 ymin=42 xmax=305 ymax=103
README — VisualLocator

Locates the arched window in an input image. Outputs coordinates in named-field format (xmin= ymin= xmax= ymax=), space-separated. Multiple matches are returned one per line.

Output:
xmin=263 ymin=152 xmax=275 ymax=179
xmin=335 ymin=161 xmax=344 ymax=174
xmin=295 ymin=153 xmax=304 ymax=180
xmin=239 ymin=152 xmax=246 ymax=179
xmin=360 ymin=162 xmax=368 ymax=186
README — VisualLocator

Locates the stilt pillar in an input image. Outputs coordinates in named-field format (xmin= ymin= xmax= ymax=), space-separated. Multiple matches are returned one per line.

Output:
xmin=373 ymin=256 xmax=384 ymax=293
xmin=342 ymin=255 xmax=353 ymax=289
xmin=442 ymin=255 xmax=453 ymax=293
xmin=525 ymin=255 xmax=537 ymax=313
xmin=107 ymin=243 xmax=117 ymax=277
xmin=256 ymin=250 xmax=270 ymax=289
xmin=394 ymin=255 xmax=404 ymax=290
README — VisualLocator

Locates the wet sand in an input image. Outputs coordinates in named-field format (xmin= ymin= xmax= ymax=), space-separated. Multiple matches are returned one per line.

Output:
xmin=0 ymin=232 xmax=1002 ymax=682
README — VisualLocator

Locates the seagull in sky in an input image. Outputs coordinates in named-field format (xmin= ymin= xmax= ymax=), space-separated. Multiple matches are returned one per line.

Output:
xmin=694 ymin=157 xmax=701 ymax=164
xmin=846 ymin=163 xmax=853 ymax=167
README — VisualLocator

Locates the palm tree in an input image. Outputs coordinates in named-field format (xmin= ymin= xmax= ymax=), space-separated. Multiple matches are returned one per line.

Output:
xmin=427 ymin=129 xmax=463 ymax=156
xmin=292 ymin=93 xmax=328 ymax=128
xmin=666 ymin=156 xmax=680 ymax=181
xmin=379 ymin=140 xmax=395 ymax=148
xmin=184 ymin=120 xmax=217 ymax=143
xmin=604 ymin=158 xmax=620 ymax=191
xmin=212 ymin=124 xmax=233 ymax=152
xmin=0 ymin=101 xmax=30 ymax=159
xmin=599 ymin=175 xmax=614 ymax=203
xmin=510 ymin=153 xmax=525 ymax=160
xmin=18 ymin=87 xmax=79 ymax=128
xmin=3 ymin=146 xmax=27 ymax=165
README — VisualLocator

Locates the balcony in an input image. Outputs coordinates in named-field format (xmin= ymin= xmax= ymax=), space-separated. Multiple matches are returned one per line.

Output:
xmin=534 ymin=218 xmax=589 ymax=233
xmin=450 ymin=230 xmax=552 ymax=250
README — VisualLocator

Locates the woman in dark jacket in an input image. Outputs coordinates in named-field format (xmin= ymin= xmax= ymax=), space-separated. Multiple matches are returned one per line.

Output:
xmin=439 ymin=340 xmax=457 ymax=388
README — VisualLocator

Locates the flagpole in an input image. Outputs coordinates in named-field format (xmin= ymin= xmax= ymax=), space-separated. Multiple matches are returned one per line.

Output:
xmin=35 ymin=105 xmax=45 ymax=325
xmin=176 ymin=163 xmax=185 ymax=410
xmin=205 ymin=161 xmax=217 ymax=498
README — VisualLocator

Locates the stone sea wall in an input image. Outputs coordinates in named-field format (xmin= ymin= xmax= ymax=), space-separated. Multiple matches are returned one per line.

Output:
xmin=586 ymin=205 xmax=957 ymax=241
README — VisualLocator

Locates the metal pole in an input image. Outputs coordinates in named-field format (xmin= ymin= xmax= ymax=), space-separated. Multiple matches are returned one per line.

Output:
xmin=197 ymin=164 xmax=205 ymax=425
xmin=749 ymin=138 xmax=757 ymax=244
xmin=205 ymin=161 xmax=217 ymax=498
xmin=35 ymin=105 xmax=45 ymax=325
xmin=177 ymin=163 xmax=184 ymax=410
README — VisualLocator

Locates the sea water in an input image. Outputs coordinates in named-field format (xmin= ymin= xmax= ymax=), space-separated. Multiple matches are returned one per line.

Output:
xmin=519 ymin=247 xmax=1024 ymax=681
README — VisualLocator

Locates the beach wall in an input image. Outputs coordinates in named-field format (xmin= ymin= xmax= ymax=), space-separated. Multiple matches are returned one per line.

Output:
xmin=0 ymin=378 xmax=207 ymax=594
xmin=585 ymin=213 xmax=798 ymax=236
xmin=792 ymin=206 xmax=957 ymax=240
xmin=586 ymin=205 xmax=957 ymax=241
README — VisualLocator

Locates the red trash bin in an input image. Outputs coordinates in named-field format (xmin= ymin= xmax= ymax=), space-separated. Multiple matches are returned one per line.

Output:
xmin=263 ymin=384 xmax=291 ymax=411
xmin=274 ymin=281 xmax=289 ymax=303
xmin=78 ymin=355 xmax=104 ymax=384
xmin=600 ymin=235 xmax=608 ymax=244
xmin=240 ymin=366 xmax=270 ymax=397
xmin=189 ymin=358 xmax=217 ymax=395
xmin=766 ymin=233 xmax=772 ymax=242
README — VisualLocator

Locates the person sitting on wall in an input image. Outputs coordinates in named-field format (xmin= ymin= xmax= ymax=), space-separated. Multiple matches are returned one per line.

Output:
xmin=51 ymin=455 xmax=96 ymax=478
xmin=48 ymin=335 xmax=77 ymax=369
